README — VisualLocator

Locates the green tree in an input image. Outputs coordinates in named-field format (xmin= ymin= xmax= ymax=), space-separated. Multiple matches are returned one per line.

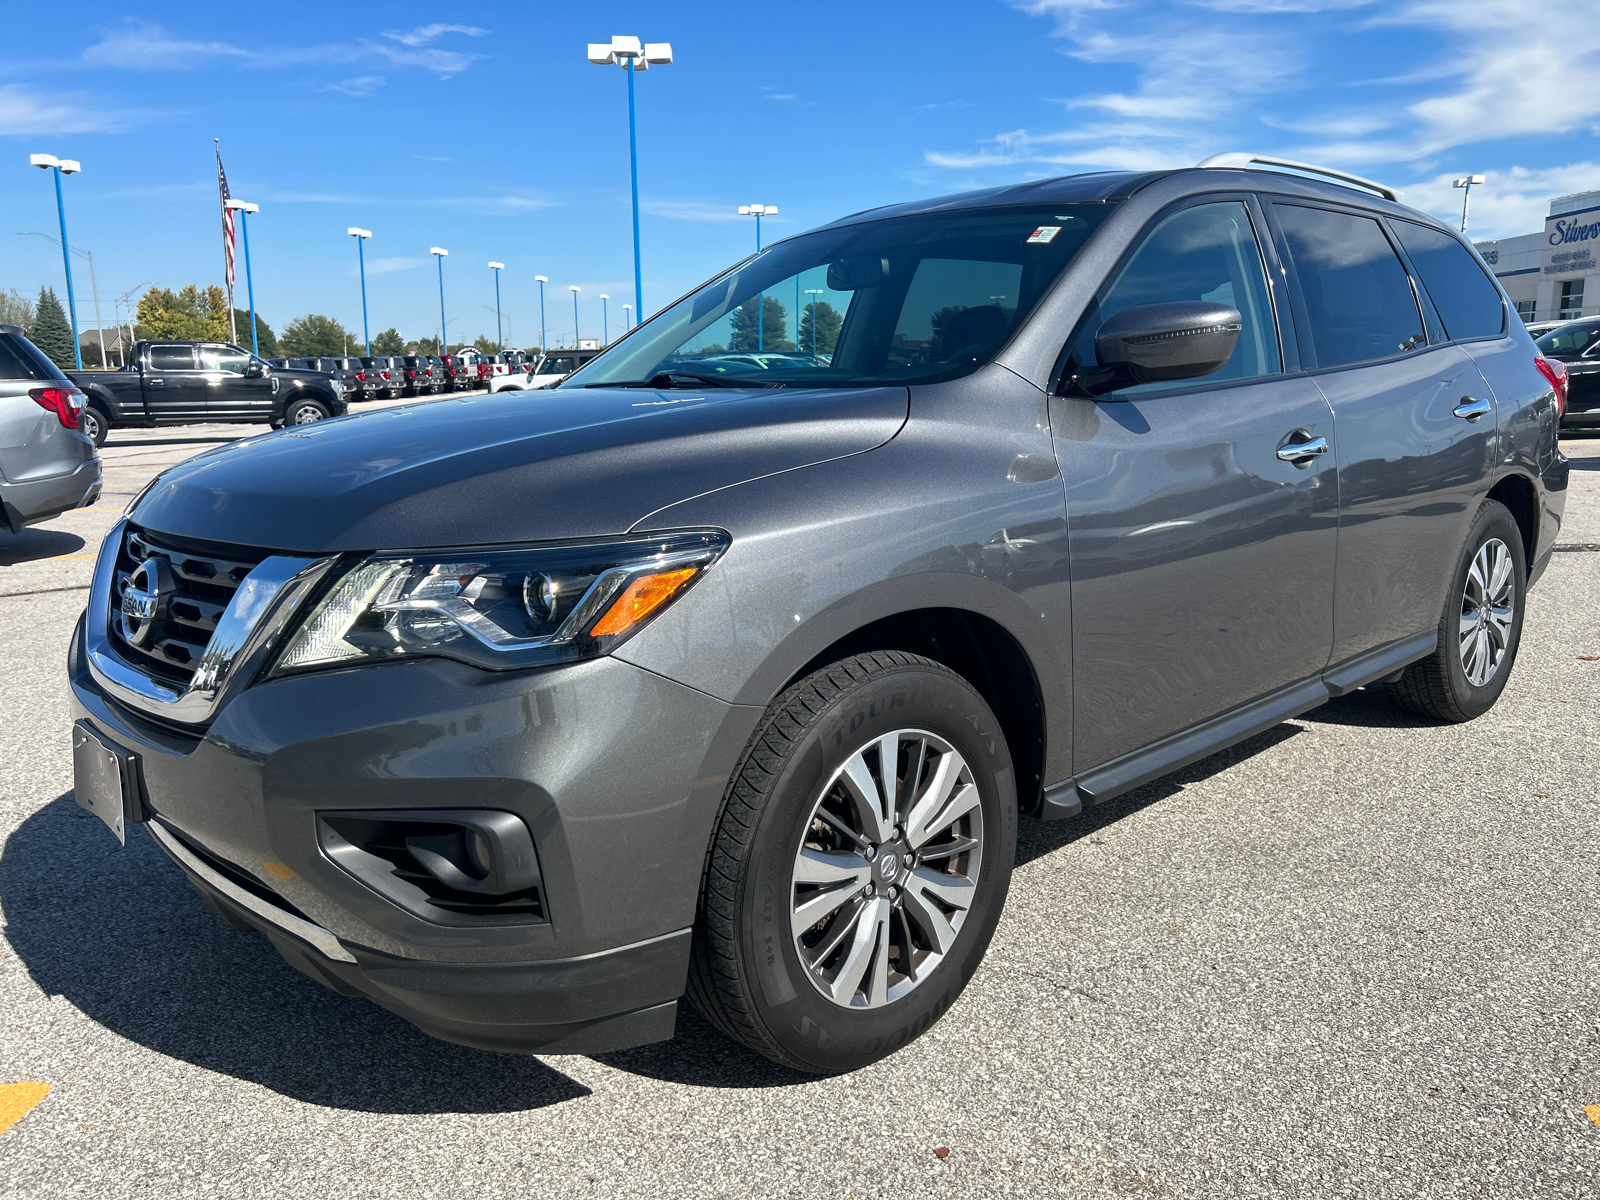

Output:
xmin=411 ymin=336 xmax=441 ymax=354
xmin=0 ymin=288 xmax=35 ymax=331
xmin=731 ymin=296 xmax=792 ymax=353
xmin=136 ymin=284 xmax=230 ymax=342
xmin=280 ymin=313 xmax=352 ymax=357
xmin=372 ymin=327 xmax=405 ymax=354
xmin=798 ymin=299 xmax=842 ymax=358
xmin=32 ymin=287 xmax=76 ymax=369
xmin=473 ymin=334 xmax=499 ymax=354
xmin=230 ymin=309 xmax=279 ymax=358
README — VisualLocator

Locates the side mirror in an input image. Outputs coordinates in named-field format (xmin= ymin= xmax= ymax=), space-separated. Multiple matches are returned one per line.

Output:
xmin=1092 ymin=301 xmax=1241 ymax=388
xmin=826 ymin=255 xmax=891 ymax=291
xmin=246 ymin=360 xmax=266 ymax=378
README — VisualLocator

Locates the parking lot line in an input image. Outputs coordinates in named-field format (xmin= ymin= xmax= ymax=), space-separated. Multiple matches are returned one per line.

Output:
xmin=0 ymin=1082 xmax=50 ymax=1136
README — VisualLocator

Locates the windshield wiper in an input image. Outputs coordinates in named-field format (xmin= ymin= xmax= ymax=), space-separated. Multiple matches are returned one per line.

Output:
xmin=586 ymin=371 xmax=780 ymax=389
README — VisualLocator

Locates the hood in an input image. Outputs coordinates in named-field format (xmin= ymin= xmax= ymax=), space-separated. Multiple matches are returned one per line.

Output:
xmin=131 ymin=386 xmax=908 ymax=553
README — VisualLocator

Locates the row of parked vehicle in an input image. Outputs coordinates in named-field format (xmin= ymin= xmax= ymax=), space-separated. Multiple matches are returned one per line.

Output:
xmin=267 ymin=351 xmax=565 ymax=402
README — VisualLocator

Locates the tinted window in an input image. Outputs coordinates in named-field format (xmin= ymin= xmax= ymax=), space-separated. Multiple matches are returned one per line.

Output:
xmin=1275 ymin=204 xmax=1425 ymax=369
xmin=148 ymin=345 xmax=195 ymax=371
xmin=1071 ymin=201 xmax=1280 ymax=395
xmin=1535 ymin=320 xmax=1600 ymax=357
xmin=1391 ymin=221 xmax=1504 ymax=341
xmin=0 ymin=334 xmax=68 ymax=381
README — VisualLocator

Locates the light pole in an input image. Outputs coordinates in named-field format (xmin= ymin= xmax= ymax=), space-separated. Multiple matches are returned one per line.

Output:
xmin=737 ymin=204 xmax=777 ymax=351
xmin=535 ymin=275 xmax=549 ymax=352
xmin=225 ymin=200 xmax=260 ymax=355
xmin=805 ymin=288 xmax=823 ymax=357
xmin=623 ymin=303 xmax=632 ymax=332
xmin=17 ymin=232 xmax=108 ymax=368
xmin=587 ymin=35 xmax=673 ymax=323
xmin=431 ymin=247 xmax=449 ymax=351
xmin=349 ymin=228 xmax=373 ymax=355
xmin=488 ymin=261 xmax=505 ymax=351
xmin=29 ymin=153 xmax=83 ymax=369
xmin=600 ymin=294 xmax=610 ymax=345
xmin=1453 ymin=174 xmax=1486 ymax=234
xmin=569 ymin=285 xmax=581 ymax=348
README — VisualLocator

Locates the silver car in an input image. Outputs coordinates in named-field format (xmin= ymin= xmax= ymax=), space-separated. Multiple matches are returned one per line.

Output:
xmin=0 ymin=325 xmax=101 ymax=533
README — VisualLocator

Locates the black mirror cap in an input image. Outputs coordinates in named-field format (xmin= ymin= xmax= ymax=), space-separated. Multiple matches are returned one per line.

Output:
xmin=1094 ymin=301 xmax=1242 ymax=385
xmin=246 ymin=361 xmax=266 ymax=378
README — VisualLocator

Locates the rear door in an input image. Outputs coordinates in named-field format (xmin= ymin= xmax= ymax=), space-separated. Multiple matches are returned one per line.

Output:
xmin=143 ymin=344 xmax=207 ymax=419
xmin=1053 ymin=197 xmax=1338 ymax=776
xmin=1268 ymin=200 xmax=1495 ymax=665
xmin=0 ymin=334 xmax=78 ymax=483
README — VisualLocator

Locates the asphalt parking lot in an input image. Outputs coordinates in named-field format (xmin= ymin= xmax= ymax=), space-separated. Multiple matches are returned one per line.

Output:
xmin=1 ymin=402 xmax=1597 ymax=1199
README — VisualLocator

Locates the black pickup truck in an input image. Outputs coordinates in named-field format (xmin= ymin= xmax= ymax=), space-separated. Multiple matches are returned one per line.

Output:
xmin=71 ymin=342 xmax=348 ymax=448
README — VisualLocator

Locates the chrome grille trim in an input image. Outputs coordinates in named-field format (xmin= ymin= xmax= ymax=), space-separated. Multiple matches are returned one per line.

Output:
xmin=85 ymin=519 xmax=336 ymax=725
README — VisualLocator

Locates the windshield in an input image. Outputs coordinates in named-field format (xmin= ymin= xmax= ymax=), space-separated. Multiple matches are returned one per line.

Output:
xmin=566 ymin=203 xmax=1111 ymax=389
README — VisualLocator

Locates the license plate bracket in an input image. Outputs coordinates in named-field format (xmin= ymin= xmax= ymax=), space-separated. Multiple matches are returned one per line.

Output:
xmin=72 ymin=720 xmax=146 ymax=845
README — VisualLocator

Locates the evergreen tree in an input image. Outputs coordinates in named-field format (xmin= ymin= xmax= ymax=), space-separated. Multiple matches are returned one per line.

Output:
xmin=230 ymin=309 xmax=279 ymax=357
xmin=731 ymin=296 xmax=792 ymax=353
xmin=372 ymin=328 xmax=405 ymax=354
xmin=473 ymin=334 xmax=499 ymax=354
xmin=798 ymin=299 xmax=842 ymax=358
xmin=280 ymin=313 xmax=352 ymax=357
xmin=32 ymin=286 xmax=76 ymax=369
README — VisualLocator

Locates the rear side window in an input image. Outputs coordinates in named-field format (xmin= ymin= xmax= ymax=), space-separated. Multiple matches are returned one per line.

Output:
xmin=1274 ymin=204 xmax=1426 ymax=370
xmin=148 ymin=345 xmax=195 ymax=370
xmin=1536 ymin=320 xmax=1600 ymax=356
xmin=0 ymin=334 xmax=68 ymax=381
xmin=1391 ymin=221 xmax=1505 ymax=341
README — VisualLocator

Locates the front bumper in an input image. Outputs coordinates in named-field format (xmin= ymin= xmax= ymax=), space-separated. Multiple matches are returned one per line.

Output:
xmin=69 ymin=617 xmax=761 ymax=1053
xmin=0 ymin=457 xmax=102 ymax=533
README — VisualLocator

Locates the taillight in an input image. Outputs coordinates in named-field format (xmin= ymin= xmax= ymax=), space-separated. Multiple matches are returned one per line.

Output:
xmin=30 ymin=386 xmax=85 ymax=430
xmin=382 ymin=371 xmax=391 ymax=380
xmin=355 ymin=372 xmax=367 ymax=381
xmin=1535 ymin=355 xmax=1568 ymax=420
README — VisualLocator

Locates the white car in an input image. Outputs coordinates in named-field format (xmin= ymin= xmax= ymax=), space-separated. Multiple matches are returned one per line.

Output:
xmin=487 ymin=348 xmax=602 ymax=393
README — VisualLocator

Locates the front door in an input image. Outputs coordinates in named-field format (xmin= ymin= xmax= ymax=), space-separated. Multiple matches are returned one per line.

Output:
xmin=1054 ymin=198 xmax=1338 ymax=775
xmin=198 ymin=344 xmax=271 ymax=420
xmin=143 ymin=344 xmax=207 ymax=420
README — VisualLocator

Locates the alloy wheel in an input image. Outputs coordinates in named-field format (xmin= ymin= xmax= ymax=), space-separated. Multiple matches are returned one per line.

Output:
xmin=292 ymin=406 xmax=325 ymax=425
xmin=790 ymin=728 xmax=982 ymax=1009
xmin=1459 ymin=537 xmax=1514 ymax=687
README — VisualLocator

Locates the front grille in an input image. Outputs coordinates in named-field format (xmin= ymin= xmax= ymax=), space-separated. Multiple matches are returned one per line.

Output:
xmin=110 ymin=525 xmax=269 ymax=686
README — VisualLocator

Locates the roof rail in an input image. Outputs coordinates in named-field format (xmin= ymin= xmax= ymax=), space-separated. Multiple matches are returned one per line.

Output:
xmin=1195 ymin=153 xmax=1397 ymax=202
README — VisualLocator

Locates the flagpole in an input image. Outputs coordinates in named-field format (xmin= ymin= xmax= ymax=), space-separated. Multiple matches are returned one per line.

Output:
xmin=216 ymin=138 xmax=237 ymax=345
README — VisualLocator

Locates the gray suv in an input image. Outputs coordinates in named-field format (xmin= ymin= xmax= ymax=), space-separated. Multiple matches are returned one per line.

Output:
xmin=0 ymin=325 xmax=101 ymax=533
xmin=67 ymin=157 xmax=1568 ymax=1074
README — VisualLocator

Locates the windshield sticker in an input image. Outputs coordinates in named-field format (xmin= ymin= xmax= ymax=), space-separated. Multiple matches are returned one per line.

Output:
xmin=1026 ymin=226 xmax=1062 ymax=244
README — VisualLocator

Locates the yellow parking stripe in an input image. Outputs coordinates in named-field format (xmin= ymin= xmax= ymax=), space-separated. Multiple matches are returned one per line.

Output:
xmin=0 ymin=1082 xmax=50 ymax=1136
xmin=1587 ymin=1104 xmax=1600 ymax=1129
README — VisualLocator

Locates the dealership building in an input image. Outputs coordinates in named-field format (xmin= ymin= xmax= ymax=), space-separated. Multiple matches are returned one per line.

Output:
xmin=1474 ymin=189 xmax=1600 ymax=325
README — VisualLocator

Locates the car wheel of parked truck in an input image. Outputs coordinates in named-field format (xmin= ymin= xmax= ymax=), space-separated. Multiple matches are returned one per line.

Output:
xmin=81 ymin=406 xmax=109 ymax=448
xmin=1388 ymin=499 xmax=1527 ymax=723
xmin=687 ymin=652 xmax=1017 ymax=1074
xmin=285 ymin=398 xmax=331 ymax=425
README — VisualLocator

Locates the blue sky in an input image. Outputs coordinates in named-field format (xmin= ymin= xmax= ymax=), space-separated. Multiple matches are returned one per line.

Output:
xmin=3 ymin=0 xmax=1596 ymax=350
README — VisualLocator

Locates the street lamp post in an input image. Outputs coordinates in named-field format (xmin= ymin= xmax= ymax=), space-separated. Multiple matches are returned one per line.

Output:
xmin=600 ymin=294 xmax=610 ymax=345
xmin=17 ymin=232 xmax=108 ymax=368
xmin=488 ymin=261 xmax=506 ymax=351
xmin=29 ymin=153 xmax=84 ymax=369
xmin=535 ymin=275 xmax=549 ymax=352
xmin=587 ymin=35 xmax=673 ymax=324
xmin=348 ymin=228 xmax=373 ymax=355
xmin=623 ymin=303 xmax=632 ymax=332
xmin=805 ymin=288 xmax=824 ymax=357
xmin=737 ymin=204 xmax=777 ymax=351
xmin=431 ymin=248 xmax=449 ymax=352
xmin=1453 ymin=174 xmax=1486 ymax=234
xmin=569 ymin=285 xmax=581 ymax=348
xmin=225 ymin=200 xmax=260 ymax=356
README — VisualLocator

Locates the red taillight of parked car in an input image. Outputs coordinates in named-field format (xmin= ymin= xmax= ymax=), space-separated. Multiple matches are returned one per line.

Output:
xmin=355 ymin=372 xmax=367 ymax=381
xmin=1534 ymin=355 xmax=1567 ymax=420
xmin=30 ymin=386 xmax=85 ymax=430
xmin=382 ymin=370 xmax=392 ymax=381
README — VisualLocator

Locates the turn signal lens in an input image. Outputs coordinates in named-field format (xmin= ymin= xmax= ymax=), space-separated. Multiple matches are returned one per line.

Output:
xmin=590 ymin=567 xmax=698 ymax=637
xmin=1534 ymin=355 xmax=1567 ymax=420
xmin=30 ymin=386 xmax=85 ymax=430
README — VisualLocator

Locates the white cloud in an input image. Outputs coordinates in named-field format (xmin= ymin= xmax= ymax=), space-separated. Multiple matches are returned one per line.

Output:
xmin=641 ymin=200 xmax=750 ymax=223
xmin=323 ymin=75 xmax=384 ymax=97
xmin=0 ymin=83 xmax=134 ymax=135
xmin=1400 ymin=164 xmax=1600 ymax=241
xmin=359 ymin=257 xmax=426 ymax=277
xmin=81 ymin=22 xmax=250 ymax=69
xmin=382 ymin=23 xmax=486 ymax=47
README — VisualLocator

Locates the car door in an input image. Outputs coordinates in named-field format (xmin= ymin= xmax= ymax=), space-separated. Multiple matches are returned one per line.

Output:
xmin=142 ymin=344 xmax=207 ymax=419
xmin=1052 ymin=197 xmax=1338 ymax=779
xmin=197 ymin=344 xmax=270 ymax=420
xmin=1268 ymin=201 xmax=1496 ymax=666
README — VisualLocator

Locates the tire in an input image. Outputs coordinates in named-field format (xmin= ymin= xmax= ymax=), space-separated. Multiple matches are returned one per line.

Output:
xmin=81 ymin=406 xmax=110 ymax=448
xmin=687 ymin=651 xmax=1017 ymax=1074
xmin=1388 ymin=499 xmax=1526 ymax=722
xmin=284 ymin=397 xmax=331 ymax=426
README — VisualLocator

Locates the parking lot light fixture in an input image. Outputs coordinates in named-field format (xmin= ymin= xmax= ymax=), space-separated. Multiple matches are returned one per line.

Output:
xmin=488 ymin=262 xmax=506 ymax=351
xmin=1452 ymin=174 xmax=1487 ymax=233
xmin=348 ymin=228 xmax=373 ymax=356
xmin=738 ymin=205 xmax=777 ymax=351
xmin=226 ymin=201 xmax=261 ymax=356
xmin=600 ymin=294 xmax=610 ymax=345
xmin=431 ymin=247 xmax=449 ymax=351
xmin=805 ymin=288 xmax=824 ymax=356
xmin=30 ymin=153 xmax=84 ymax=369
xmin=587 ymin=35 xmax=673 ymax=325
xmin=534 ymin=275 xmax=549 ymax=353
xmin=569 ymin=285 xmax=581 ymax=349
xmin=623 ymin=303 xmax=633 ymax=331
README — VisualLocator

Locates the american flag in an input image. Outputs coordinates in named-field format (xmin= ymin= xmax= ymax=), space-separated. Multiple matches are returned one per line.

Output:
xmin=216 ymin=142 xmax=235 ymax=290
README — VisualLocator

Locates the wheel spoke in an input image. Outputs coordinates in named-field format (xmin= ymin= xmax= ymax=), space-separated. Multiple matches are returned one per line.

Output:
xmin=839 ymin=751 xmax=894 ymax=845
xmin=1486 ymin=543 xmax=1513 ymax=601
xmin=1486 ymin=604 xmax=1513 ymax=643
xmin=1466 ymin=553 xmax=1488 ymax=603
xmin=904 ymin=752 xmax=977 ymax=849
xmin=908 ymin=864 xmax=976 ymax=912
xmin=899 ymin=878 xmax=960 ymax=955
xmin=914 ymin=835 xmax=979 ymax=863
xmin=1458 ymin=610 xmax=1480 ymax=641
xmin=793 ymin=880 xmax=869 ymax=939
xmin=806 ymin=896 xmax=868 ymax=965
xmin=794 ymin=847 xmax=870 ymax=887
xmin=828 ymin=896 xmax=889 ymax=1005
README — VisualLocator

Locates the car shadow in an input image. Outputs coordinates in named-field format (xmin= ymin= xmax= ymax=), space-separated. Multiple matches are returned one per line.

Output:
xmin=0 ymin=528 xmax=86 ymax=566
xmin=104 ymin=436 xmax=243 ymax=448
xmin=0 ymin=795 xmax=590 ymax=1114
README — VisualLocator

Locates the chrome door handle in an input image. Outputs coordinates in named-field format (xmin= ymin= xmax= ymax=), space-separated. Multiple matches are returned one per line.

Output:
xmin=1276 ymin=436 xmax=1328 ymax=463
xmin=147 ymin=378 xmax=165 ymax=386
xmin=1453 ymin=396 xmax=1492 ymax=421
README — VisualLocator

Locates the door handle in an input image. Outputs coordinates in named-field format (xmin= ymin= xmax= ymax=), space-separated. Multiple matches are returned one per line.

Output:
xmin=1276 ymin=435 xmax=1328 ymax=463
xmin=147 ymin=378 xmax=165 ymax=386
xmin=1453 ymin=396 xmax=1492 ymax=421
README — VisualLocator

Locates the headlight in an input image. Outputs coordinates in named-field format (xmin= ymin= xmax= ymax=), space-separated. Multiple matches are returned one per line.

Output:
xmin=270 ymin=530 xmax=729 ymax=675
